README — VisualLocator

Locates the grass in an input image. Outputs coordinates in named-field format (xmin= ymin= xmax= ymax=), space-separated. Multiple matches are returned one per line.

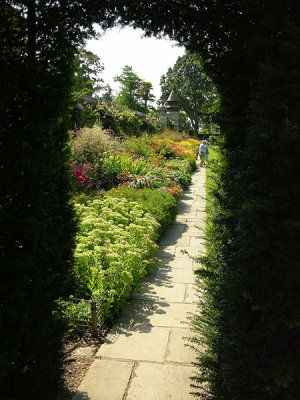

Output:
xmin=206 ymin=145 xmax=219 ymax=202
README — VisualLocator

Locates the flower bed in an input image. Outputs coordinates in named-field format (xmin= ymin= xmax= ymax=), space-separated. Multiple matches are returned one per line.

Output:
xmin=73 ymin=197 xmax=159 ymax=320
xmin=62 ymin=129 xmax=200 ymax=328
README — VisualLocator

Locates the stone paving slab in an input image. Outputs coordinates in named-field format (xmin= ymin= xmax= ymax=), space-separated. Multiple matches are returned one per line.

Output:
xmin=160 ymin=257 xmax=194 ymax=269
xmin=73 ymin=359 xmax=134 ymax=400
xmin=126 ymin=363 xmax=195 ymax=400
xmin=131 ymin=282 xmax=186 ymax=302
xmin=185 ymin=284 xmax=198 ymax=303
xmin=97 ymin=324 xmax=170 ymax=362
xmin=154 ymin=268 xmax=195 ymax=284
xmin=165 ymin=328 xmax=196 ymax=363
xmin=116 ymin=300 xmax=196 ymax=328
xmin=190 ymin=237 xmax=206 ymax=247
xmin=175 ymin=246 xmax=205 ymax=257
xmin=160 ymin=236 xmax=191 ymax=247
xmin=182 ymin=226 xmax=206 ymax=236
xmin=163 ymin=223 xmax=186 ymax=235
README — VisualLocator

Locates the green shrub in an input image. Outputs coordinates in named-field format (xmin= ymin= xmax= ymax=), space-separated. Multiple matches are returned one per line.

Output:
xmin=73 ymin=197 xmax=159 ymax=320
xmin=117 ymin=107 xmax=142 ymax=136
xmin=93 ymin=151 xmax=152 ymax=190
xmin=81 ymin=104 xmax=100 ymax=128
xmin=105 ymin=188 xmax=177 ymax=234
xmin=144 ymin=111 xmax=164 ymax=133
xmin=97 ymin=101 xmax=142 ymax=137
xmin=123 ymin=134 xmax=154 ymax=157
xmin=57 ymin=298 xmax=91 ymax=334
xmin=97 ymin=101 xmax=122 ymax=136
xmin=164 ymin=158 xmax=192 ymax=173
xmin=185 ymin=156 xmax=197 ymax=171
xmin=70 ymin=125 xmax=119 ymax=164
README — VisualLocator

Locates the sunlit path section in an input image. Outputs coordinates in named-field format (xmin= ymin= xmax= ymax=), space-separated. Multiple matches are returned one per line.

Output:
xmin=73 ymin=167 xmax=206 ymax=400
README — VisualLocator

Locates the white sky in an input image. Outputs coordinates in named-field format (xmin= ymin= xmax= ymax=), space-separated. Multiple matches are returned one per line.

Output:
xmin=85 ymin=26 xmax=185 ymax=102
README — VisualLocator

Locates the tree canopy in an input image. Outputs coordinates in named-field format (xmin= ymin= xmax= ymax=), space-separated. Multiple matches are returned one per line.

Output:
xmin=114 ymin=65 xmax=155 ymax=112
xmin=160 ymin=52 xmax=219 ymax=134
xmin=73 ymin=48 xmax=104 ymax=96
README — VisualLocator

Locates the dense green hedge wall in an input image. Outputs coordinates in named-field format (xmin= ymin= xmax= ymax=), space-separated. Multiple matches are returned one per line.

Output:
xmin=190 ymin=4 xmax=300 ymax=400
xmin=0 ymin=3 xmax=82 ymax=398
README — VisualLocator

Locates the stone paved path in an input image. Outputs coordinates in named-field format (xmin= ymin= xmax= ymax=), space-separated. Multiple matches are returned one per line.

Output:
xmin=73 ymin=167 xmax=206 ymax=400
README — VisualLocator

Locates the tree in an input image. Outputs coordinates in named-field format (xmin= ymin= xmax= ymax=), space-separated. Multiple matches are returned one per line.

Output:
xmin=0 ymin=1 xmax=102 ymax=398
xmin=160 ymin=52 xmax=218 ymax=135
xmin=73 ymin=48 xmax=104 ymax=95
xmin=114 ymin=65 xmax=155 ymax=112
xmin=114 ymin=65 xmax=143 ymax=110
xmin=139 ymin=81 xmax=155 ymax=113
xmin=100 ymin=83 xmax=114 ymax=103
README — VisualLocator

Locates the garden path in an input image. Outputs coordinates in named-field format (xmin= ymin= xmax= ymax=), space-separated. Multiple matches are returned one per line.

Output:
xmin=73 ymin=166 xmax=206 ymax=400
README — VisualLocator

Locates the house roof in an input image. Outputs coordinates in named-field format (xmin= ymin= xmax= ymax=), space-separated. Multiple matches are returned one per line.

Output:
xmin=167 ymin=90 xmax=178 ymax=102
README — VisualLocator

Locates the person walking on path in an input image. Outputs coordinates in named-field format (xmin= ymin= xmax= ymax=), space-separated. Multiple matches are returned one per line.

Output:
xmin=199 ymin=140 xmax=209 ymax=166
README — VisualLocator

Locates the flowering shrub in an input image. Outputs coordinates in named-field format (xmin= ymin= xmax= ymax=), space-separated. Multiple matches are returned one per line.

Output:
xmin=94 ymin=151 xmax=152 ymax=190
xmin=180 ymin=139 xmax=200 ymax=159
xmin=73 ymin=197 xmax=159 ymax=319
xmin=164 ymin=159 xmax=192 ymax=173
xmin=151 ymin=137 xmax=196 ymax=161
xmin=68 ymin=163 xmax=95 ymax=190
xmin=69 ymin=125 xmax=120 ymax=164
xmin=115 ymin=173 xmax=153 ymax=190
xmin=143 ymin=111 xmax=164 ymax=133
xmin=151 ymin=166 xmax=192 ymax=189
xmin=148 ymin=153 xmax=165 ymax=164
xmin=180 ymin=138 xmax=200 ymax=149
xmin=124 ymin=134 xmax=154 ymax=157
xmin=105 ymin=188 xmax=177 ymax=234
xmin=97 ymin=102 xmax=142 ymax=137
xmin=151 ymin=138 xmax=177 ymax=158
xmin=163 ymin=184 xmax=184 ymax=199
xmin=117 ymin=108 xmax=142 ymax=136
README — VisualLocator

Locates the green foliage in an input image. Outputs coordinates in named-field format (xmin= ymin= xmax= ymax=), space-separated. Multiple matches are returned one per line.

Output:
xmin=160 ymin=51 xmax=219 ymax=135
xmin=139 ymin=81 xmax=156 ymax=113
xmin=114 ymin=65 xmax=143 ymax=111
xmin=167 ymin=117 xmax=175 ymax=129
xmin=73 ymin=197 xmax=159 ymax=319
xmin=73 ymin=48 xmax=104 ymax=96
xmin=123 ymin=134 xmax=154 ymax=157
xmin=179 ymin=111 xmax=192 ymax=132
xmin=81 ymin=103 xmax=100 ymax=128
xmin=93 ymin=151 xmax=152 ymax=190
xmin=0 ymin=2 xmax=83 ymax=397
xmin=164 ymin=158 xmax=192 ymax=174
xmin=144 ymin=110 xmax=164 ymax=133
xmin=117 ymin=106 xmax=142 ymax=136
xmin=57 ymin=298 xmax=91 ymax=334
xmin=114 ymin=65 xmax=155 ymax=112
xmin=105 ymin=188 xmax=177 ymax=234
xmin=97 ymin=101 xmax=123 ymax=135
xmin=69 ymin=125 xmax=120 ymax=164
xmin=97 ymin=101 xmax=142 ymax=137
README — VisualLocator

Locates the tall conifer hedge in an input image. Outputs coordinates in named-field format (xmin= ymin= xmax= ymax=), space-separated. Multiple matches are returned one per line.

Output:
xmin=0 ymin=2 xmax=82 ymax=398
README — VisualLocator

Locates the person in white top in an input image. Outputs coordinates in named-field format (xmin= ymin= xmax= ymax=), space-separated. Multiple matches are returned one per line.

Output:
xmin=199 ymin=140 xmax=209 ymax=166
